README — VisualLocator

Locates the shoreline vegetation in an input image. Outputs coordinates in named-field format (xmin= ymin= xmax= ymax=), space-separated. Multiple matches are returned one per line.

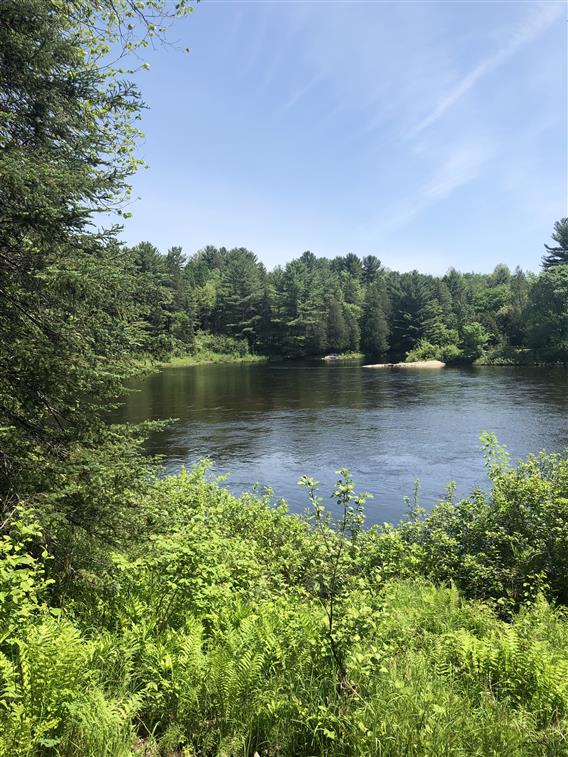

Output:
xmin=322 ymin=352 xmax=365 ymax=361
xmin=135 ymin=344 xmax=565 ymax=376
xmin=2 ymin=441 xmax=568 ymax=755
xmin=160 ymin=351 xmax=267 ymax=368
xmin=118 ymin=224 xmax=568 ymax=369
xmin=474 ymin=346 xmax=567 ymax=366
xmin=134 ymin=331 xmax=269 ymax=372
xmin=365 ymin=359 xmax=446 ymax=368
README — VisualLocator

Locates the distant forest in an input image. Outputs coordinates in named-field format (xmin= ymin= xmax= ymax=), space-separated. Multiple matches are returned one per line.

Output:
xmin=128 ymin=219 xmax=568 ymax=364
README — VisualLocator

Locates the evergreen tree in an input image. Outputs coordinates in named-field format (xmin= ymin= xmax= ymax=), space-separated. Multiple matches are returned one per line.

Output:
xmin=129 ymin=242 xmax=175 ymax=357
xmin=164 ymin=246 xmax=195 ymax=350
xmin=361 ymin=280 xmax=390 ymax=357
xmin=362 ymin=255 xmax=382 ymax=285
xmin=216 ymin=248 xmax=265 ymax=347
xmin=0 ymin=0 xmax=192 ymax=523
xmin=388 ymin=271 xmax=431 ymax=358
xmin=344 ymin=304 xmax=361 ymax=351
xmin=528 ymin=265 xmax=568 ymax=361
xmin=501 ymin=267 xmax=530 ymax=347
xmin=0 ymin=0 xmax=138 ymax=506
xmin=326 ymin=297 xmax=348 ymax=352
xmin=542 ymin=218 xmax=568 ymax=269
xmin=443 ymin=268 xmax=474 ymax=331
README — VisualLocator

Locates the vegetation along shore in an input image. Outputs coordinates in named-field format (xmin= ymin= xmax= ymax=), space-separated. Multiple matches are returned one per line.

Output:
xmin=121 ymin=231 xmax=568 ymax=368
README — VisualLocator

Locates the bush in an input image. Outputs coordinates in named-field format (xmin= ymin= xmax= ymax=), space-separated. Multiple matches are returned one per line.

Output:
xmin=193 ymin=330 xmax=252 ymax=358
xmin=362 ymin=435 xmax=568 ymax=609
xmin=405 ymin=339 xmax=462 ymax=363
xmin=1 ymin=447 xmax=568 ymax=754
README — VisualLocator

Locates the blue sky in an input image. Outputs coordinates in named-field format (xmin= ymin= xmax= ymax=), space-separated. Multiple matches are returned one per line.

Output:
xmin=120 ymin=0 xmax=567 ymax=274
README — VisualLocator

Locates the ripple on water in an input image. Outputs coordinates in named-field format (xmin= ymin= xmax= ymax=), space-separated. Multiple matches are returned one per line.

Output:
xmin=115 ymin=364 xmax=568 ymax=523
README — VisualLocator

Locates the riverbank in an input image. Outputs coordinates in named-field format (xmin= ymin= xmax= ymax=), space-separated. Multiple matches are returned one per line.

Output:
xmin=322 ymin=352 xmax=364 ymax=361
xmin=161 ymin=351 xmax=267 ymax=368
xmin=134 ymin=330 xmax=269 ymax=371
xmin=133 ymin=351 xmax=267 ymax=372
xmin=475 ymin=346 xmax=567 ymax=366
xmin=364 ymin=359 xmax=446 ymax=368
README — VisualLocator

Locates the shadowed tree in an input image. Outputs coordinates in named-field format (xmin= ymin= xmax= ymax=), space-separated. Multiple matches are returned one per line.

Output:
xmin=528 ymin=265 xmax=568 ymax=362
xmin=0 ymin=0 xmax=195 ymax=526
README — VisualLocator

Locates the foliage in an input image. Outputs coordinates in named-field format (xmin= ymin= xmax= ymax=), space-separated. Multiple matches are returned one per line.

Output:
xmin=126 ymin=220 xmax=567 ymax=368
xmin=460 ymin=321 xmax=491 ymax=362
xmin=361 ymin=435 xmax=568 ymax=610
xmin=192 ymin=330 xmax=255 ymax=359
xmin=322 ymin=352 xmax=364 ymax=361
xmin=543 ymin=218 xmax=568 ymax=269
xmin=1 ymin=449 xmax=568 ymax=755
xmin=2 ymin=3 xmax=568 ymax=755
xmin=0 ymin=0 xmax=195 ymax=523
xmin=528 ymin=265 xmax=568 ymax=363
xmin=360 ymin=278 xmax=390 ymax=357
xmin=299 ymin=471 xmax=370 ymax=688
xmin=0 ymin=513 xmax=53 ymax=641
xmin=405 ymin=339 xmax=461 ymax=363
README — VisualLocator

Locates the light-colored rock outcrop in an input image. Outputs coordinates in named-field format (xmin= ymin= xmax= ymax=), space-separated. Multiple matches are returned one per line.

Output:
xmin=363 ymin=360 xmax=446 ymax=369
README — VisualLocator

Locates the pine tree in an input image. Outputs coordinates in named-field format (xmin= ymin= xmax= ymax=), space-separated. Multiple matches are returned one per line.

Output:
xmin=0 ymin=0 xmax=192 ymax=522
xmin=326 ymin=297 xmax=348 ymax=352
xmin=388 ymin=271 xmax=431 ymax=358
xmin=528 ymin=266 xmax=568 ymax=361
xmin=216 ymin=248 xmax=265 ymax=347
xmin=362 ymin=255 xmax=382 ymax=285
xmin=361 ymin=280 xmax=390 ymax=357
xmin=542 ymin=218 xmax=568 ymax=269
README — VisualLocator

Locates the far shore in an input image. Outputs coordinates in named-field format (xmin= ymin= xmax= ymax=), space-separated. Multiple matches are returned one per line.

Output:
xmin=363 ymin=359 xmax=446 ymax=369
xmin=134 ymin=352 xmax=268 ymax=373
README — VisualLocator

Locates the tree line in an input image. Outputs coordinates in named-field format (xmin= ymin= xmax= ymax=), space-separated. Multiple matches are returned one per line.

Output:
xmin=128 ymin=221 xmax=568 ymax=363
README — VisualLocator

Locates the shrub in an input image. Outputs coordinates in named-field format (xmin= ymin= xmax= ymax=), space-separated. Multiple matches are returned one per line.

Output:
xmin=2 ymin=446 xmax=568 ymax=754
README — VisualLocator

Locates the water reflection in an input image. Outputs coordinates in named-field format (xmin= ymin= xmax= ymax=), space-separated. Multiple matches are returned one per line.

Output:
xmin=113 ymin=363 xmax=568 ymax=523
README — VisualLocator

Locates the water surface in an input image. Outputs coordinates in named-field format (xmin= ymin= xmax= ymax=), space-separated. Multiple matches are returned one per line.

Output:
xmin=114 ymin=362 xmax=568 ymax=523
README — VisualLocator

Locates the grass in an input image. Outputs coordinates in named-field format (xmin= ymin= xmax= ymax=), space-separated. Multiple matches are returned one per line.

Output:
xmin=160 ymin=351 xmax=268 ymax=368
xmin=132 ymin=330 xmax=269 ymax=373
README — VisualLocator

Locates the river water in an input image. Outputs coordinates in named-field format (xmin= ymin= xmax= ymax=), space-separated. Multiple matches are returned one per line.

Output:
xmin=113 ymin=362 xmax=568 ymax=523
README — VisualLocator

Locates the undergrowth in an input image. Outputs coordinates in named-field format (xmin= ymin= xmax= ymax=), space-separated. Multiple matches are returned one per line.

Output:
xmin=1 ymin=439 xmax=568 ymax=755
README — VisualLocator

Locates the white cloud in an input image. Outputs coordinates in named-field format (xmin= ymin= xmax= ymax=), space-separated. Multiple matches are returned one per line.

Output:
xmin=359 ymin=140 xmax=496 ymax=237
xmin=408 ymin=2 xmax=563 ymax=138
xmin=279 ymin=72 xmax=325 ymax=114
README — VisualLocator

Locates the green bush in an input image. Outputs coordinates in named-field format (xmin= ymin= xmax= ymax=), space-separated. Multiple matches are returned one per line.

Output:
xmin=405 ymin=339 xmax=462 ymax=363
xmin=1 ymin=447 xmax=568 ymax=755
xmin=363 ymin=434 xmax=568 ymax=609
xmin=194 ymin=330 xmax=252 ymax=358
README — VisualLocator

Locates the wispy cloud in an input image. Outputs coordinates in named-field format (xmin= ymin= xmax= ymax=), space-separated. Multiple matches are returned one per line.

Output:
xmin=408 ymin=2 xmax=563 ymax=138
xmin=360 ymin=140 xmax=496 ymax=237
xmin=279 ymin=71 xmax=325 ymax=114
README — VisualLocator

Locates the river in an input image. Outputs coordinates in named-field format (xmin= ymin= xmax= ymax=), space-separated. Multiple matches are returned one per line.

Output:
xmin=113 ymin=362 xmax=568 ymax=523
